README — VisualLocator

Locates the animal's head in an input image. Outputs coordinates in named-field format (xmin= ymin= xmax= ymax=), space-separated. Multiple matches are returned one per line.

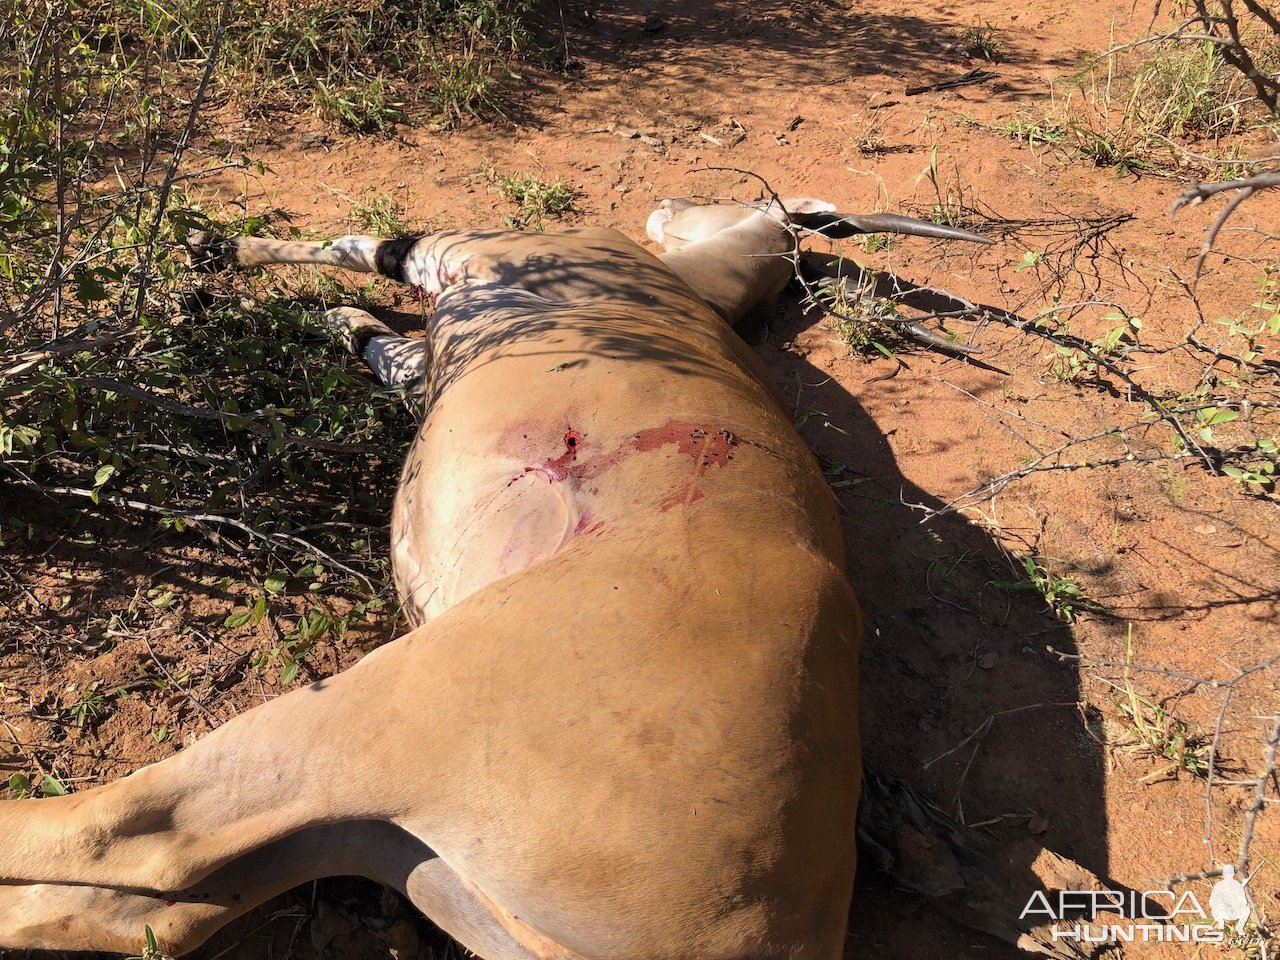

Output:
xmin=646 ymin=195 xmax=995 ymax=252
xmin=645 ymin=196 xmax=837 ymax=251
xmin=644 ymin=191 xmax=993 ymax=344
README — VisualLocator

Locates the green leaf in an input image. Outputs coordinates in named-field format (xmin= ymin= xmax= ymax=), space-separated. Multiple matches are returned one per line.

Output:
xmin=74 ymin=271 xmax=108 ymax=303
xmin=1197 ymin=408 xmax=1238 ymax=426
xmin=263 ymin=573 xmax=287 ymax=593
xmin=1015 ymin=250 xmax=1042 ymax=272
xmin=224 ymin=609 xmax=252 ymax=628
xmin=39 ymin=775 xmax=67 ymax=797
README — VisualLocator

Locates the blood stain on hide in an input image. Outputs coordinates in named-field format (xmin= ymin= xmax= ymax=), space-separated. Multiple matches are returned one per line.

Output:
xmin=629 ymin=422 xmax=748 ymax=511
xmin=507 ymin=429 xmax=584 ymax=485
xmin=574 ymin=516 xmax=606 ymax=535
xmin=530 ymin=428 xmax=584 ymax=482
xmin=507 ymin=419 xmax=758 ymax=493
xmin=633 ymin=423 xmax=740 ymax=469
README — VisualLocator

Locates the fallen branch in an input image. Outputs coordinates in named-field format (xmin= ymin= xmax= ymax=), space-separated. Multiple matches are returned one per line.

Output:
xmin=37 ymin=483 xmax=376 ymax=590
xmin=905 ymin=68 xmax=999 ymax=96
xmin=0 ymin=328 xmax=138 ymax=383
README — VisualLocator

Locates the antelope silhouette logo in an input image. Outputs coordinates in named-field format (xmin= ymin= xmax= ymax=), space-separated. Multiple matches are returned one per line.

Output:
xmin=1209 ymin=865 xmax=1254 ymax=935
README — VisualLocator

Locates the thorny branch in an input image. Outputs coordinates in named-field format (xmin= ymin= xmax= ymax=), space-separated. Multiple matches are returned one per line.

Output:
xmin=1173 ymin=170 xmax=1280 ymax=281
xmin=30 ymin=482 xmax=378 ymax=591
xmin=1129 ymin=0 xmax=1280 ymax=111
xmin=66 ymin=377 xmax=379 ymax=454
xmin=1189 ymin=0 xmax=1280 ymax=112
xmin=1049 ymin=649 xmax=1280 ymax=694
xmin=129 ymin=0 xmax=233 ymax=327
xmin=1239 ymin=713 xmax=1280 ymax=872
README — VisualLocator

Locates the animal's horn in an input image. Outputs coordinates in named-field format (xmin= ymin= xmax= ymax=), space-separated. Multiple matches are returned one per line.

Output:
xmin=806 ymin=212 xmax=994 ymax=245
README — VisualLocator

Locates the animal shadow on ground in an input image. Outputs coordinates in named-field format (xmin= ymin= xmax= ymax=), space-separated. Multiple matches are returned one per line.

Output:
xmin=760 ymin=293 xmax=1106 ymax=960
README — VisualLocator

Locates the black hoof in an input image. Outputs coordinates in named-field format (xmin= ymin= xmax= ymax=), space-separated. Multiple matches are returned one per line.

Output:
xmin=188 ymin=231 xmax=239 ymax=272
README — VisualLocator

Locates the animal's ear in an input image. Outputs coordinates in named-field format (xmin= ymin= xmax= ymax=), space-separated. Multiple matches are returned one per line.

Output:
xmin=646 ymin=206 xmax=675 ymax=244
xmin=646 ymin=198 xmax=701 ymax=244
xmin=780 ymin=197 xmax=837 ymax=215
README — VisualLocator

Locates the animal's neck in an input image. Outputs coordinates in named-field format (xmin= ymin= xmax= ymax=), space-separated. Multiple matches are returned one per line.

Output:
xmin=657 ymin=211 xmax=796 ymax=324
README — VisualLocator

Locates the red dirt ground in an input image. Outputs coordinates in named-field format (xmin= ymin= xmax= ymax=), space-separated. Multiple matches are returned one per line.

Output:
xmin=3 ymin=1 xmax=1278 ymax=958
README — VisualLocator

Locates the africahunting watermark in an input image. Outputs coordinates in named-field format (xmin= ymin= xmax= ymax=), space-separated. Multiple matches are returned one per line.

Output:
xmin=1021 ymin=865 xmax=1264 ymax=945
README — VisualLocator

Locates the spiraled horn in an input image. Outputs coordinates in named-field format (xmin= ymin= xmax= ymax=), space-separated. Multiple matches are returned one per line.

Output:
xmin=803 ymin=212 xmax=993 ymax=245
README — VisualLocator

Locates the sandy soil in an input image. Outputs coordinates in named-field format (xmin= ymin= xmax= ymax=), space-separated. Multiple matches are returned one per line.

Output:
xmin=3 ymin=1 xmax=1278 ymax=958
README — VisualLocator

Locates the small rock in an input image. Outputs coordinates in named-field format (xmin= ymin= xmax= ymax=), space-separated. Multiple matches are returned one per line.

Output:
xmin=299 ymin=131 xmax=333 ymax=150
xmin=978 ymin=652 xmax=998 ymax=670
xmin=643 ymin=13 xmax=664 ymax=32
xmin=1029 ymin=815 xmax=1050 ymax=835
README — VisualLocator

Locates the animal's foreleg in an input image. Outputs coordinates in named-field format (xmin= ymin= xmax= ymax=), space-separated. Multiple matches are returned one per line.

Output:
xmin=191 ymin=232 xmax=417 ymax=277
xmin=325 ymin=306 xmax=428 ymax=394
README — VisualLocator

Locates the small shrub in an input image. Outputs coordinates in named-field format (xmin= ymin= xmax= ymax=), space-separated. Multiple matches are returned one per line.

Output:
xmin=494 ymin=170 xmax=577 ymax=230
xmin=956 ymin=21 xmax=1005 ymax=63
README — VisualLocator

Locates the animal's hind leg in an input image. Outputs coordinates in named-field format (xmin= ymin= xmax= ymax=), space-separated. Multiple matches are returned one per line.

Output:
xmin=0 ymin=619 xmax=533 ymax=957
xmin=399 ymin=858 xmax=588 ymax=960
xmin=325 ymin=306 xmax=428 ymax=394
xmin=0 ymin=640 xmax=427 ymax=902
xmin=0 ymin=812 xmax=556 ymax=960
xmin=0 ymin=834 xmax=572 ymax=960
xmin=0 ymin=821 xmax=394 ymax=953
